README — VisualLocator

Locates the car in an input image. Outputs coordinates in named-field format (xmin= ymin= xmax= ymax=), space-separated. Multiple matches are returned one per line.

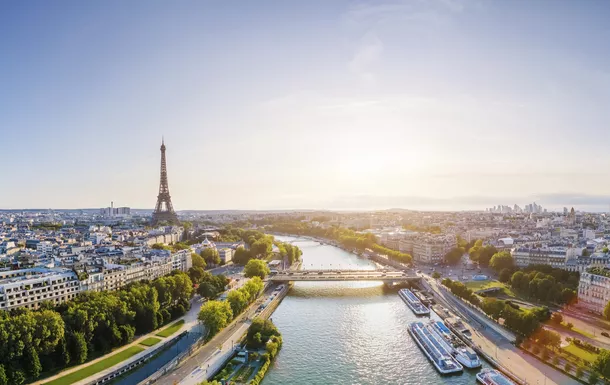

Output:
xmin=288 ymin=272 xmax=294 ymax=275
xmin=336 ymin=271 xmax=342 ymax=274
xmin=318 ymin=271 xmax=324 ymax=275
xmin=416 ymin=270 xmax=422 ymax=273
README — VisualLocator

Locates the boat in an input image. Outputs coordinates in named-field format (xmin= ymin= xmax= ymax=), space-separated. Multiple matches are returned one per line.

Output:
xmin=476 ymin=368 xmax=515 ymax=385
xmin=399 ymin=288 xmax=430 ymax=315
xmin=408 ymin=322 xmax=463 ymax=374
xmin=429 ymin=321 xmax=481 ymax=368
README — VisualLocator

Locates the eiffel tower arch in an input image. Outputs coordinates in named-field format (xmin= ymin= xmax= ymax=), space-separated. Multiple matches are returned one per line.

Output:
xmin=151 ymin=139 xmax=180 ymax=226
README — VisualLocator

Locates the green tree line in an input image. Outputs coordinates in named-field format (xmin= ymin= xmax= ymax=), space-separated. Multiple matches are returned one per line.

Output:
xmin=198 ymin=277 xmax=264 ymax=339
xmin=441 ymin=278 xmax=550 ymax=338
xmin=0 ymin=271 xmax=193 ymax=384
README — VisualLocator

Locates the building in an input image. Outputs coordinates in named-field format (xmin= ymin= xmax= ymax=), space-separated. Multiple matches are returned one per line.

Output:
xmin=0 ymin=268 xmax=80 ymax=310
xmin=218 ymin=248 xmax=234 ymax=264
xmin=511 ymin=247 xmax=580 ymax=269
xmin=37 ymin=241 xmax=54 ymax=255
xmin=578 ymin=267 xmax=610 ymax=314
xmin=100 ymin=203 xmax=131 ymax=218
xmin=171 ymin=249 xmax=192 ymax=272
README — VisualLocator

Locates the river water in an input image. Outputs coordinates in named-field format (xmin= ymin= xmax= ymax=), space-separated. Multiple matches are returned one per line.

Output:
xmin=262 ymin=236 xmax=489 ymax=385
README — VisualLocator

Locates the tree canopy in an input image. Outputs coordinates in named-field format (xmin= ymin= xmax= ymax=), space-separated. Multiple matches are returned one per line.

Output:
xmin=0 ymin=271 xmax=193 ymax=383
xmin=198 ymin=301 xmax=233 ymax=338
xmin=489 ymin=251 xmax=515 ymax=273
xmin=444 ymin=247 xmax=465 ymax=265
xmin=200 ymin=248 xmax=220 ymax=266
xmin=244 ymin=259 xmax=270 ymax=279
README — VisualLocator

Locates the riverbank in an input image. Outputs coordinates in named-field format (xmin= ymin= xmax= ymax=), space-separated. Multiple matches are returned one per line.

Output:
xmin=420 ymin=276 xmax=580 ymax=385
xmin=151 ymin=282 xmax=290 ymax=385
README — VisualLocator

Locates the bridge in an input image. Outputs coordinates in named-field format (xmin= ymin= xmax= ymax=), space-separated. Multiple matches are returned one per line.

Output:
xmin=268 ymin=269 xmax=420 ymax=282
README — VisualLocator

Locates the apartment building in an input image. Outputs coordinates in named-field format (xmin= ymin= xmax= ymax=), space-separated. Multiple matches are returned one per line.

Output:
xmin=512 ymin=247 xmax=583 ymax=270
xmin=218 ymin=248 xmax=234 ymax=264
xmin=0 ymin=268 xmax=80 ymax=310
xmin=578 ymin=267 xmax=610 ymax=314
xmin=171 ymin=249 xmax=193 ymax=272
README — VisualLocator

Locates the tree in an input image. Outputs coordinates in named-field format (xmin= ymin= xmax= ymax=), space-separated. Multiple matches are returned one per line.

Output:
xmin=227 ymin=290 xmax=248 ymax=316
xmin=565 ymin=362 xmax=572 ymax=373
xmin=233 ymin=247 xmax=251 ymax=265
xmin=468 ymin=239 xmax=483 ymax=261
xmin=151 ymin=243 xmax=170 ymax=250
xmin=489 ymin=251 xmax=515 ymax=273
xmin=588 ymin=371 xmax=599 ymax=385
xmin=250 ymin=238 xmax=273 ymax=259
xmin=191 ymin=253 xmax=206 ymax=269
xmin=10 ymin=370 xmax=25 ymax=385
xmin=201 ymin=248 xmax=220 ymax=266
xmin=244 ymin=259 xmax=270 ymax=279
xmin=69 ymin=331 xmax=88 ymax=364
xmin=575 ymin=366 xmax=584 ymax=379
xmin=594 ymin=349 xmax=610 ymax=378
xmin=246 ymin=318 xmax=281 ymax=349
xmin=198 ymin=301 xmax=233 ymax=338
xmin=431 ymin=271 xmax=441 ymax=279
xmin=444 ymin=247 xmax=465 ymax=265
xmin=478 ymin=245 xmax=498 ymax=267
xmin=25 ymin=346 xmax=42 ymax=379
xmin=0 ymin=365 xmax=6 ymax=385
xmin=188 ymin=266 xmax=205 ymax=284
xmin=551 ymin=312 xmax=563 ymax=325
xmin=499 ymin=268 xmax=512 ymax=283
xmin=242 ymin=277 xmax=264 ymax=301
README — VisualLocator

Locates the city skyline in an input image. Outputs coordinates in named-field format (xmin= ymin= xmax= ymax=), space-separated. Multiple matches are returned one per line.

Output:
xmin=3 ymin=1 xmax=610 ymax=211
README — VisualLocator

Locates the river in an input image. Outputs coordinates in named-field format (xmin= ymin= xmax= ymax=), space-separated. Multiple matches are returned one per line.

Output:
xmin=262 ymin=236 xmax=489 ymax=384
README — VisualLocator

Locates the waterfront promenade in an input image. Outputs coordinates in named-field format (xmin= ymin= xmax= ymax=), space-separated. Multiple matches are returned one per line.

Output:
xmin=422 ymin=276 xmax=580 ymax=385
xmin=153 ymin=284 xmax=286 ymax=385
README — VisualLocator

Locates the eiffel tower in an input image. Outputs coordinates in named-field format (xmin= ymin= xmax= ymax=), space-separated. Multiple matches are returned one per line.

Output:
xmin=151 ymin=139 xmax=179 ymax=226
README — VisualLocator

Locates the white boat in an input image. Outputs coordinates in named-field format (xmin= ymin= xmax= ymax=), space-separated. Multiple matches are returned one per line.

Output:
xmin=408 ymin=322 xmax=463 ymax=374
xmin=429 ymin=320 xmax=481 ymax=368
xmin=399 ymin=289 xmax=430 ymax=315
xmin=476 ymin=368 xmax=515 ymax=385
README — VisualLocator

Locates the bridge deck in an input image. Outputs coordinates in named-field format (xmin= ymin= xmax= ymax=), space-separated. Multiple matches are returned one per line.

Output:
xmin=268 ymin=270 xmax=419 ymax=282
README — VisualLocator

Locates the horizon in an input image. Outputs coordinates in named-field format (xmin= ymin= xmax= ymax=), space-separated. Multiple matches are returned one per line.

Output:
xmin=3 ymin=1 xmax=610 ymax=211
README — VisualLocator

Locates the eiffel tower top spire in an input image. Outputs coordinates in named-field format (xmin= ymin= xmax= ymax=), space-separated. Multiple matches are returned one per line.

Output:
xmin=151 ymin=139 xmax=179 ymax=226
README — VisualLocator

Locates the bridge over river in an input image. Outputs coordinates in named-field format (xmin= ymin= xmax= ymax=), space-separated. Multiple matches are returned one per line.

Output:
xmin=268 ymin=269 xmax=420 ymax=282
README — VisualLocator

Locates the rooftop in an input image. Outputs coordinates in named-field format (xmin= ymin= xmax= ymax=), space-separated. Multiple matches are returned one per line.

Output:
xmin=587 ymin=266 xmax=610 ymax=278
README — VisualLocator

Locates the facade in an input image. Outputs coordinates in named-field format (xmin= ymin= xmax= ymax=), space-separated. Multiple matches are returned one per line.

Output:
xmin=578 ymin=268 xmax=610 ymax=314
xmin=171 ymin=249 xmax=193 ymax=272
xmin=0 ymin=268 xmax=80 ymax=310
xmin=511 ymin=247 xmax=580 ymax=269
xmin=412 ymin=240 xmax=452 ymax=264
xmin=218 ymin=248 xmax=234 ymax=264
xmin=37 ymin=241 xmax=54 ymax=255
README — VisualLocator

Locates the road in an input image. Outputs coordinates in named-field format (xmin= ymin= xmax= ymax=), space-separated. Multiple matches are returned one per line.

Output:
xmin=155 ymin=285 xmax=282 ymax=385
xmin=421 ymin=275 xmax=580 ymax=385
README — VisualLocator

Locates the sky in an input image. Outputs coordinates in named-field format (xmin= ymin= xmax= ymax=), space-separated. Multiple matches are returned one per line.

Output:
xmin=2 ymin=0 xmax=610 ymax=211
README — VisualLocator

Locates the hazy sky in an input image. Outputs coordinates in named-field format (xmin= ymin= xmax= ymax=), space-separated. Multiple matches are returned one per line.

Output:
xmin=2 ymin=0 xmax=610 ymax=211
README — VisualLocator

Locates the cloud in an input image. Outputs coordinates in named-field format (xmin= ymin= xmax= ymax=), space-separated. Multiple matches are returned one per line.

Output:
xmin=348 ymin=32 xmax=383 ymax=85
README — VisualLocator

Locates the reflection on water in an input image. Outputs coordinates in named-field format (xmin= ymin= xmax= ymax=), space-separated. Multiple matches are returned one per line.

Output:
xmin=262 ymin=237 xmax=488 ymax=385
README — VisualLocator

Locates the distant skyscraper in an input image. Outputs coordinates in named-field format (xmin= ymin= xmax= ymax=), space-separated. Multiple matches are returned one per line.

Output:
xmin=151 ymin=139 xmax=179 ymax=226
